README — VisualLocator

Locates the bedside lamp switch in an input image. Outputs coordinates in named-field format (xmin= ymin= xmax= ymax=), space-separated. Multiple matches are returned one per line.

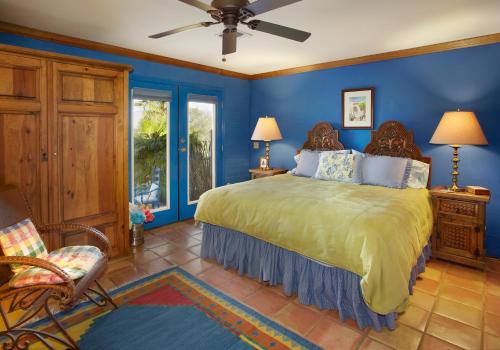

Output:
xmin=253 ymin=142 xmax=259 ymax=149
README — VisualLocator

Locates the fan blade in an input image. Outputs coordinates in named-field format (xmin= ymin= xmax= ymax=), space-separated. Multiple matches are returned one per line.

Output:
xmin=247 ymin=20 xmax=310 ymax=42
xmin=178 ymin=0 xmax=217 ymax=12
xmin=149 ymin=22 xmax=213 ymax=39
xmin=244 ymin=0 xmax=302 ymax=15
xmin=222 ymin=29 xmax=237 ymax=55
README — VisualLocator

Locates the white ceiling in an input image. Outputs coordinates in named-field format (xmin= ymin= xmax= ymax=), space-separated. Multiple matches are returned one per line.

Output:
xmin=0 ymin=0 xmax=499 ymax=75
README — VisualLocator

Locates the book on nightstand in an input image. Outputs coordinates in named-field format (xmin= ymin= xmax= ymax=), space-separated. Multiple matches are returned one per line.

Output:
xmin=465 ymin=186 xmax=490 ymax=196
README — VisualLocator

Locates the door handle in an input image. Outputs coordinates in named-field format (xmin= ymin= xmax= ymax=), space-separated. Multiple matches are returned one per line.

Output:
xmin=179 ymin=147 xmax=187 ymax=153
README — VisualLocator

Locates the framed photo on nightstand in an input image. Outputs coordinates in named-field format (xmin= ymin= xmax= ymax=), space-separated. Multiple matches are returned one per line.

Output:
xmin=259 ymin=157 xmax=268 ymax=170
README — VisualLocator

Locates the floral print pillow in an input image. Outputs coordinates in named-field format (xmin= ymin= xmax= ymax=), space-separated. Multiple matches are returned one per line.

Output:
xmin=314 ymin=153 xmax=355 ymax=182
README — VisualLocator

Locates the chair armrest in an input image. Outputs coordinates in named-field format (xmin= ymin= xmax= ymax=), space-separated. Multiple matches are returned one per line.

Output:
xmin=0 ymin=256 xmax=76 ymax=295
xmin=38 ymin=223 xmax=111 ymax=256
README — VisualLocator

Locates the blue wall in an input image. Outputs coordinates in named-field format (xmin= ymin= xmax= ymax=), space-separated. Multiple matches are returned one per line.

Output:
xmin=2 ymin=33 xmax=500 ymax=256
xmin=250 ymin=44 xmax=500 ymax=256
xmin=0 ymin=33 xmax=251 ymax=185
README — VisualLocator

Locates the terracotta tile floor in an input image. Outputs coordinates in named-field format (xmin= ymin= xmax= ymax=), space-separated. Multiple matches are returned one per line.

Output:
xmin=100 ymin=220 xmax=500 ymax=350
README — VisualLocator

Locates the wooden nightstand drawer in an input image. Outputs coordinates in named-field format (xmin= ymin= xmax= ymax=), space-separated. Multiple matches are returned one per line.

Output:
xmin=439 ymin=199 xmax=478 ymax=218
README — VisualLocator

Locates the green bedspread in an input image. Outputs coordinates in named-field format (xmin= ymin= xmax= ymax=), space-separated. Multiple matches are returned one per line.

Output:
xmin=195 ymin=174 xmax=433 ymax=314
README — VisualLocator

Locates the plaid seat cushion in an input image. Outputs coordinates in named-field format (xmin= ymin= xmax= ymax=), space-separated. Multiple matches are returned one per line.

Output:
xmin=0 ymin=218 xmax=48 ymax=274
xmin=10 ymin=246 xmax=104 ymax=288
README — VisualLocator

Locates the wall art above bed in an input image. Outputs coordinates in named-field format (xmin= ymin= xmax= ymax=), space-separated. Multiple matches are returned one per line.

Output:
xmin=342 ymin=87 xmax=375 ymax=129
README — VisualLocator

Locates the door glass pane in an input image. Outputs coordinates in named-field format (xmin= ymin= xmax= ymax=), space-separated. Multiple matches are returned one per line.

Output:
xmin=132 ymin=91 xmax=170 ymax=210
xmin=188 ymin=97 xmax=216 ymax=203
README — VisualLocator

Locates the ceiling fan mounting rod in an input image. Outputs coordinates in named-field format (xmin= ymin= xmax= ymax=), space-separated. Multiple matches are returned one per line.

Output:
xmin=211 ymin=0 xmax=249 ymax=10
xmin=222 ymin=12 xmax=239 ymax=29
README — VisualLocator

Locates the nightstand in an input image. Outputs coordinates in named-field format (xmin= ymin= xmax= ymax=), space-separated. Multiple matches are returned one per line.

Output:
xmin=431 ymin=187 xmax=490 ymax=269
xmin=249 ymin=168 xmax=287 ymax=180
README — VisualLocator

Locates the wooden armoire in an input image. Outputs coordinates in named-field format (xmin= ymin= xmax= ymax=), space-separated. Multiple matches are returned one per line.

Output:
xmin=0 ymin=44 xmax=132 ymax=257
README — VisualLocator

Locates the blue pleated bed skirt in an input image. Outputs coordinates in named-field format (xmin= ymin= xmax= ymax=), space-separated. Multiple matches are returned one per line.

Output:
xmin=200 ymin=223 xmax=431 ymax=331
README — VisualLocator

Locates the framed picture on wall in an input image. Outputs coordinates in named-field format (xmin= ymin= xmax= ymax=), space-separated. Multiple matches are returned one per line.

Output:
xmin=342 ymin=87 xmax=374 ymax=129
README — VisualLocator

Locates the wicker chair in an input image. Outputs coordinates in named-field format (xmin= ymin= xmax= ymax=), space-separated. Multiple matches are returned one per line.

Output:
xmin=0 ymin=186 xmax=117 ymax=350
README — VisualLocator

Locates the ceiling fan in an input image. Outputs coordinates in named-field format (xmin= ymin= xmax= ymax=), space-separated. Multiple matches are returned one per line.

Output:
xmin=149 ymin=0 xmax=311 ymax=55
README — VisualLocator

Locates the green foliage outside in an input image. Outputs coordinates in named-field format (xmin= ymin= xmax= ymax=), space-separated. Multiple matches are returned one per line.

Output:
xmin=188 ymin=102 xmax=213 ymax=202
xmin=133 ymin=99 xmax=213 ymax=206
xmin=133 ymin=100 xmax=168 ymax=206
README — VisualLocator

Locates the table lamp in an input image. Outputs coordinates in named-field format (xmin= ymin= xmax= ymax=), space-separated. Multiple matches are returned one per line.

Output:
xmin=430 ymin=110 xmax=488 ymax=191
xmin=251 ymin=116 xmax=283 ymax=170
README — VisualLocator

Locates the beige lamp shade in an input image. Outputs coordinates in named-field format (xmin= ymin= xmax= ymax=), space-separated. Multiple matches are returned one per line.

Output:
xmin=430 ymin=111 xmax=488 ymax=145
xmin=251 ymin=116 xmax=283 ymax=141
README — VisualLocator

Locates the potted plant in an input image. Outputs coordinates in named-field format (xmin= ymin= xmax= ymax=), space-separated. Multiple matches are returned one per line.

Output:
xmin=129 ymin=204 xmax=155 ymax=247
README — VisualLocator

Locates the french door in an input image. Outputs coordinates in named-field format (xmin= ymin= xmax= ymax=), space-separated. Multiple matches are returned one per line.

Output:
xmin=130 ymin=80 xmax=222 ymax=228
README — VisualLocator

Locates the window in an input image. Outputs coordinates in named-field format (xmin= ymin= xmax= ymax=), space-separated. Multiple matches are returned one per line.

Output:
xmin=187 ymin=95 xmax=217 ymax=203
xmin=132 ymin=88 xmax=171 ymax=210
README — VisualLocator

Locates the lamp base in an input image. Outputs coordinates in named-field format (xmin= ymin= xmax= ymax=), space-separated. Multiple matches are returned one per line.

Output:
xmin=447 ymin=186 xmax=466 ymax=192
xmin=265 ymin=141 xmax=271 ymax=170
xmin=449 ymin=145 xmax=462 ymax=192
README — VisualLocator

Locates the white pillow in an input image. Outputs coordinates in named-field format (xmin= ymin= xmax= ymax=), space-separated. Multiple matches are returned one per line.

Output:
xmin=321 ymin=150 xmax=351 ymax=156
xmin=407 ymin=160 xmax=430 ymax=189
xmin=294 ymin=153 xmax=301 ymax=163
xmin=289 ymin=153 xmax=301 ymax=174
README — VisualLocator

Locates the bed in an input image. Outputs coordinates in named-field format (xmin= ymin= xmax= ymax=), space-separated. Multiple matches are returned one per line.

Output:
xmin=195 ymin=120 xmax=433 ymax=330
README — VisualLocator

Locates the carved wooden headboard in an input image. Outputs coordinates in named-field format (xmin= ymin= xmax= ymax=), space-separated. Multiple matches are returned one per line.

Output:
xmin=363 ymin=120 xmax=432 ymax=188
xmin=298 ymin=122 xmax=344 ymax=153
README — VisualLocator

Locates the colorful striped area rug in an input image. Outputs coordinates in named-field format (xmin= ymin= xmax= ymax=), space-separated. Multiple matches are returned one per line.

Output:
xmin=26 ymin=267 xmax=320 ymax=349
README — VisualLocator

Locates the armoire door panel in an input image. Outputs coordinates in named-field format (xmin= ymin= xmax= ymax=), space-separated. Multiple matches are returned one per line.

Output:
xmin=60 ymin=114 xmax=116 ymax=221
xmin=61 ymin=73 xmax=114 ymax=104
xmin=0 ymin=50 xmax=47 ymax=230
xmin=57 ymin=103 xmax=118 ymax=115
xmin=101 ymin=224 xmax=119 ymax=257
xmin=0 ymin=51 xmax=41 ymax=101
xmin=0 ymin=113 xmax=42 ymax=222
xmin=63 ymin=213 xmax=118 ymax=228
xmin=51 ymin=59 xmax=128 ymax=257
xmin=0 ymin=67 xmax=37 ymax=99
xmin=61 ymin=223 xmax=119 ymax=257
